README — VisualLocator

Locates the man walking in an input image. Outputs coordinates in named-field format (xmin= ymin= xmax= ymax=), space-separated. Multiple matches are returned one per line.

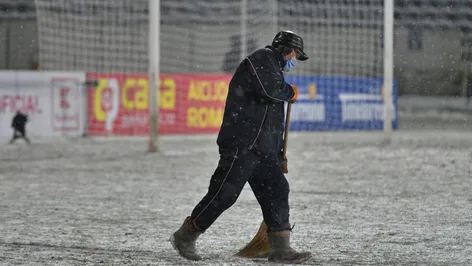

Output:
xmin=170 ymin=30 xmax=311 ymax=264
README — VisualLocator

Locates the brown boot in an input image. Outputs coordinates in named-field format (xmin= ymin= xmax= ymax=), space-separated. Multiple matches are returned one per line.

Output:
xmin=267 ymin=230 xmax=312 ymax=264
xmin=169 ymin=216 xmax=203 ymax=261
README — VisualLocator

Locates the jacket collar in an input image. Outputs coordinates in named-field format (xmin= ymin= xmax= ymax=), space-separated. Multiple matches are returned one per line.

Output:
xmin=265 ymin=45 xmax=286 ymax=68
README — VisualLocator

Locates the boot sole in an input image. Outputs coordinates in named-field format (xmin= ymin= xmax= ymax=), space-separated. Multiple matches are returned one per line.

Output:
xmin=169 ymin=234 xmax=202 ymax=261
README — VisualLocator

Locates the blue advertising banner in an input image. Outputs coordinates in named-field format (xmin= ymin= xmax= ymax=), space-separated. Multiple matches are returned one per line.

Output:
xmin=284 ymin=75 xmax=398 ymax=131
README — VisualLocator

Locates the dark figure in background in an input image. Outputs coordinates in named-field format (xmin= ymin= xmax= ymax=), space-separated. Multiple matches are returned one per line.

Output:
xmin=408 ymin=25 xmax=423 ymax=51
xmin=222 ymin=35 xmax=241 ymax=73
xmin=10 ymin=111 xmax=30 ymax=144
xmin=222 ymin=35 xmax=258 ymax=73
xmin=171 ymin=30 xmax=311 ymax=264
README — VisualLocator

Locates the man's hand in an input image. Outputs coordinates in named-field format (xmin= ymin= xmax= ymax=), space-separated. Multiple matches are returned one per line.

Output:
xmin=281 ymin=156 xmax=289 ymax=174
xmin=290 ymin=84 xmax=298 ymax=103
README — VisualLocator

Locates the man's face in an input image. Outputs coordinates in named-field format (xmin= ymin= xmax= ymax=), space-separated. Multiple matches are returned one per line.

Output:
xmin=284 ymin=49 xmax=297 ymax=61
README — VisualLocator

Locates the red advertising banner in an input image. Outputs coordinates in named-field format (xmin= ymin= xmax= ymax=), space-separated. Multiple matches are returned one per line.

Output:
xmin=86 ymin=73 xmax=232 ymax=136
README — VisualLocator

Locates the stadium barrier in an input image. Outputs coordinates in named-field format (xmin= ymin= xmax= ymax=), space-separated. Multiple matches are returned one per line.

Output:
xmin=0 ymin=71 xmax=397 ymax=137
xmin=86 ymin=73 xmax=397 ymax=135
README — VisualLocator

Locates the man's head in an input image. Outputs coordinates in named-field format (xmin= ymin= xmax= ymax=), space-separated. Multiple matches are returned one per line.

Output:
xmin=272 ymin=30 xmax=309 ymax=62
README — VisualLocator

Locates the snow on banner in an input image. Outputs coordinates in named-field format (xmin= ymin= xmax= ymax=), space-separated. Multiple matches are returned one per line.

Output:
xmin=86 ymin=73 xmax=231 ymax=136
xmin=0 ymin=71 xmax=86 ymax=137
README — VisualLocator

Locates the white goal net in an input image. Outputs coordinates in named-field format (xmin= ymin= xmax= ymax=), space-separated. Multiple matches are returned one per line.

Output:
xmin=33 ymin=0 xmax=393 ymax=136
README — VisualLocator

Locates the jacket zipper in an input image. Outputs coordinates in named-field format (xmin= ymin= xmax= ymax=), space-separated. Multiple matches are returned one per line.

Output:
xmin=248 ymin=103 xmax=268 ymax=150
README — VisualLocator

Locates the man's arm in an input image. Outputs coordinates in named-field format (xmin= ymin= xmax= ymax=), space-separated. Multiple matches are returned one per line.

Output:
xmin=246 ymin=53 xmax=295 ymax=102
xmin=11 ymin=115 xmax=18 ymax=128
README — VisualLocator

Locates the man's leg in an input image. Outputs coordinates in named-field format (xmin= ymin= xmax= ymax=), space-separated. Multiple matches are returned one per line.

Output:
xmin=9 ymin=130 xmax=19 ymax=144
xmin=248 ymin=154 xmax=312 ymax=264
xmin=18 ymin=127 xmax=30 ymax=144
xmin=170 ymin=147 xmax=260 ymax=261
xmin=190 ymin=147 xmax=260 ymax=230
xmin=248 ymin=154 xmax=291 ymax=232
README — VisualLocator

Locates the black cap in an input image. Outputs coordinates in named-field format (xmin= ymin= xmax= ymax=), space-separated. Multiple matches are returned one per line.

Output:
xmin=272 ymin=30 xmax=309 ymax=61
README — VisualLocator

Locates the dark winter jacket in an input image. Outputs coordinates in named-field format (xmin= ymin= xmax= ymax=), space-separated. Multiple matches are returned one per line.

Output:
xmin=11 ymin=112 xmax=28 ymax=129
xmin=216 ymin=45 xmax=295 ymax=156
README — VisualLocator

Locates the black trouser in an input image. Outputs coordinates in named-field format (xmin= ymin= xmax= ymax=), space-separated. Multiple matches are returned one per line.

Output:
xmin=190 ymin=146 xmax=291 ymax=233
xmin=10 ymin=126 xmax=30 ymax=144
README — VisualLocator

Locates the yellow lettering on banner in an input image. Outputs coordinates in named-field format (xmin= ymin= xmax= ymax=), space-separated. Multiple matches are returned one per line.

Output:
xmin=187 ymin=107 xmax=224 ymax=128
xmin=135 ymin=79 xmax=148 ymax=109
xmin=214 ymin=81 xmax=228 ymax=101
xmin=94 ymin=78 xmax=110 ymax=122
xmin=159 ymin=78 xmax=176 ymax=110
xmin=120 ymin=77 xmax=176 ymax=111
xmin=309 ymin=83 xmax=317 ymax=100
xmin=188 ymin=80 xmax=228 ymax=102
xmin=122 ymin=78 xmax=148 ymax=110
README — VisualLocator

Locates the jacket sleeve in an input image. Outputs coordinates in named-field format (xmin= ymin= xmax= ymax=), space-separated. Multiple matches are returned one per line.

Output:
xmin=246 ymin=53 xmax=295 ymax=102
xmin=11 ymin=116 xmax=17 ymax=127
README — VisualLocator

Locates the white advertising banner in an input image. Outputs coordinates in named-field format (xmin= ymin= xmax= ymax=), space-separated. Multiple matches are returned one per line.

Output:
xmin=0 ymin=71 xmax=86 ymax=137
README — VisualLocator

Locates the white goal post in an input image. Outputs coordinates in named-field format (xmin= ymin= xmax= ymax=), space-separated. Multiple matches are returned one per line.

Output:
xmin=148 ymin=0 xmax=159 ymax=152
xmin=383 ymin=0 xmax=394 ymax=143
xmin=33 ymin=0 xmax=395 ymax=148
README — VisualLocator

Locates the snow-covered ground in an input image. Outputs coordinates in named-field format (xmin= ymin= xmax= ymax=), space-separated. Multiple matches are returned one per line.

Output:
xmin=1 ymin=96 xmax=472 ymax=265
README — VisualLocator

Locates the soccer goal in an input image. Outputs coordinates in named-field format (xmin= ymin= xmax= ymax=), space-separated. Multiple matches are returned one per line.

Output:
xmin=33 ymin=0 xmax=395 ymax=149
